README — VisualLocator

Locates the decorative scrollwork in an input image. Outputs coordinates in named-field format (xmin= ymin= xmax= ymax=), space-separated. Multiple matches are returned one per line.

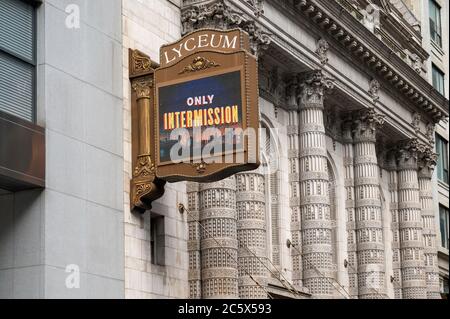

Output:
xmin=132 ymin=50 xmax=152 ymax=73
xmin=179 ymin=56 xmax=220 ymax=74
xmin=133 ymin=155 xmax=155 ymax=178
xmin=192 ymin=161 xmax=208 ymax=174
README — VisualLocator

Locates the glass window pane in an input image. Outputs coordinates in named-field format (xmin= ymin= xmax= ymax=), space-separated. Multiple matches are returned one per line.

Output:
xmin=0 ymin=0 xmax=34 ymax=62
xmin=0 ymin=52 xmax=34 ymax=121
xmin=432 ymin=65 xmax=445 ymax=95
xmin=440 ymin=207 xmax=449 ymax=249
xmin=429 ymin=0 xmax=442 ymax=47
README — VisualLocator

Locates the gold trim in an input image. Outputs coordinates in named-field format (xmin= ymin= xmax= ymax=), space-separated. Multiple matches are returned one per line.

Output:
xmin=179 ymin=56 xmax=220 ymax=74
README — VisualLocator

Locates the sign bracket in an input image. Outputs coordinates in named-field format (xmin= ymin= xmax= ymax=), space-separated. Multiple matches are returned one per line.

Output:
xmin=129 ymin=49 xmax=166 ymax=213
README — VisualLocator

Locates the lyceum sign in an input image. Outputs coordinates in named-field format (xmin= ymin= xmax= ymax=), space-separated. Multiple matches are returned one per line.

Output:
xmin=160 ymin=29 xmax=250 ymax=66
xmin=154 ymin=28 xmax=260 ymax=182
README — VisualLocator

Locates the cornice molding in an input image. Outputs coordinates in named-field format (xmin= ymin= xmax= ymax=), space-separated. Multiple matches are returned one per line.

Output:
xmin=287 ymin=0 xmax=448 ymax=123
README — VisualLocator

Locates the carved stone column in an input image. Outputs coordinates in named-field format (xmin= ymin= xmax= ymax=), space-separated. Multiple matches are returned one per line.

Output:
xmin=342 ymin=118 xmax=358 ymax=298
xmin=352 ymin=109 xmax=386 ymax=299
xmin=187 ymin=182 xmax=202 ymax=299
xmin=298 ymin=70 xmax=335 ymax=298
xmin=397 ymin=139 xmax=427 ymax=299
xmin=236 ymin=172 xmax=269 ymax=298
xmin=418 ymin=147 xmax=440 ymax=299
xmin=199 ymin=177 xmax=239 ymax=298
xmin=287 ymin=76 xmax=302 ymax=289
xmin=386 ymin=153 xmax=402 ymax=299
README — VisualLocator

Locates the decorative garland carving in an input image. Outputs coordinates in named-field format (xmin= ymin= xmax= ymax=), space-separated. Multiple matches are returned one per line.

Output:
xmin=368 ymin=79 xmax=380 ymax=103
xmin=315 ymin=38 xmax=329 ymax=65
xmin=179 ymin=56 xmax=220 ymax=74
xmin=411 ymin=112 xmax=421 ymax=135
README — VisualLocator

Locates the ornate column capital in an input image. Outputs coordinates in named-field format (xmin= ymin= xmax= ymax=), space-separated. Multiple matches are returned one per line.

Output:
xmin=131 ymin=77 xmax=154 ymax=99
xmin=397 ymin=138 xmax=420 ymax=170
xmin=298 ymin=70 xmax=335 ymax=107
xmin=181 ymin=0 xmax=271 ymax=56
xmin=353 ymin=108 xmax=385 ymax=143
xmin=418 ymin=144 xmax=438 ymax=178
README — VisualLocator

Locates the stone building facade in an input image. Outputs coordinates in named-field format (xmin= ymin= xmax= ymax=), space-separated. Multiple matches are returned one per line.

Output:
xmin=0 ymin=0 xmax=448 ymax=299
xmin=154 ymin=0 xmax=449 ymax=299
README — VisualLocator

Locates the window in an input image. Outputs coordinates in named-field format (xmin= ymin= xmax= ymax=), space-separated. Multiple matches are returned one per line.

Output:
xmin=436 ymin=134 xmax=449 ymax=184
xmin=440 ymin=276 xmax=449 ymax=297
xmin=432 ymin=64 xmax=445 ymax=95
xmin=429 ymin=0 xmax=442 ymax=47
xmin=440 ymin=206 xmax=449 ymax=250
xmin=0 ymin=0 xmax=37 ymax=122
xmin=150 ymin=215 xmax=165 ymax=266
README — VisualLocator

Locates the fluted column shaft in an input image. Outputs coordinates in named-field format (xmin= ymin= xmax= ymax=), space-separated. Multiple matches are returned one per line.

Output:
xmin=298 ymin=71 xmax=334 ymax=298
xmin=353 ymin=110 xmax=386 ymax=299
xmin=187 ymin=183 xmax=202 ymax=298
xmin=387 ymin=157 xmax=403 ymax=299
xmin=397 ymin=142 xmax=427 ymax=299
xmin=418 ymin=157 xmax=440 ymax=299
xmin=199 ymin=177 xmax=239 ymax=298
xmin=288 ymin=108 xmax=303 ymax=288
xmin=343 ymin=121 xmax=358 ymax=298
xmin=236 ymin=172 xmax=269 ymax=298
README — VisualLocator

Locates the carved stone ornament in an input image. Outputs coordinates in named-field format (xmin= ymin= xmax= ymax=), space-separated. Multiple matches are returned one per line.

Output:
xmin=426 ymin=123 xmax=436 ymax=146
xmin=397 ymin=138 xmax=421 ymax=164
xmin=179 ymin=56 xmax=220 ymax=74
xmin=298 ymin=70 xmax=335 ymax=105
xmin=181 ymin=0 xmax=271 ymax=56
xmin=245 ymin=0 xmax=264 ymax=17
xmin=315 ymin=38 xmax=329 ymax=65
xmin=410 ymin=54 xmax=422 ymax=74
xmin=418 ymin=145 xmax=438 ymax=170
xmin=368 ymin=79 xmax=380 ymax=103
xmin=411 ymin=112 xmax=421 ymax=135
xmin=352 ymin=108 xmax=385 ymax=143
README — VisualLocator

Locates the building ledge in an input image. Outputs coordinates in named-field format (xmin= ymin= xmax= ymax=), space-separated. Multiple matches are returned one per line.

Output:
xmin=0 ymin=110 xmax=45 ymax=192
xmin=290 ymin=0 xmax=449 ymax=123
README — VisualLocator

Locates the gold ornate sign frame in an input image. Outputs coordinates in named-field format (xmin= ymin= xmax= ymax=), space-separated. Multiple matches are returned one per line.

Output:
xmin=129 ymin=28 xmax=260 ymax=211
xmin=129 ymin=49 xmax=166 ymax=213
xmin=154 ymin=49 xmax=260 ymax=182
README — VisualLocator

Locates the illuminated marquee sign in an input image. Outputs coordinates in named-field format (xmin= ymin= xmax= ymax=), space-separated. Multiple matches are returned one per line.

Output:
xmin=154 ymin=29 xmax=260 ymax=182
